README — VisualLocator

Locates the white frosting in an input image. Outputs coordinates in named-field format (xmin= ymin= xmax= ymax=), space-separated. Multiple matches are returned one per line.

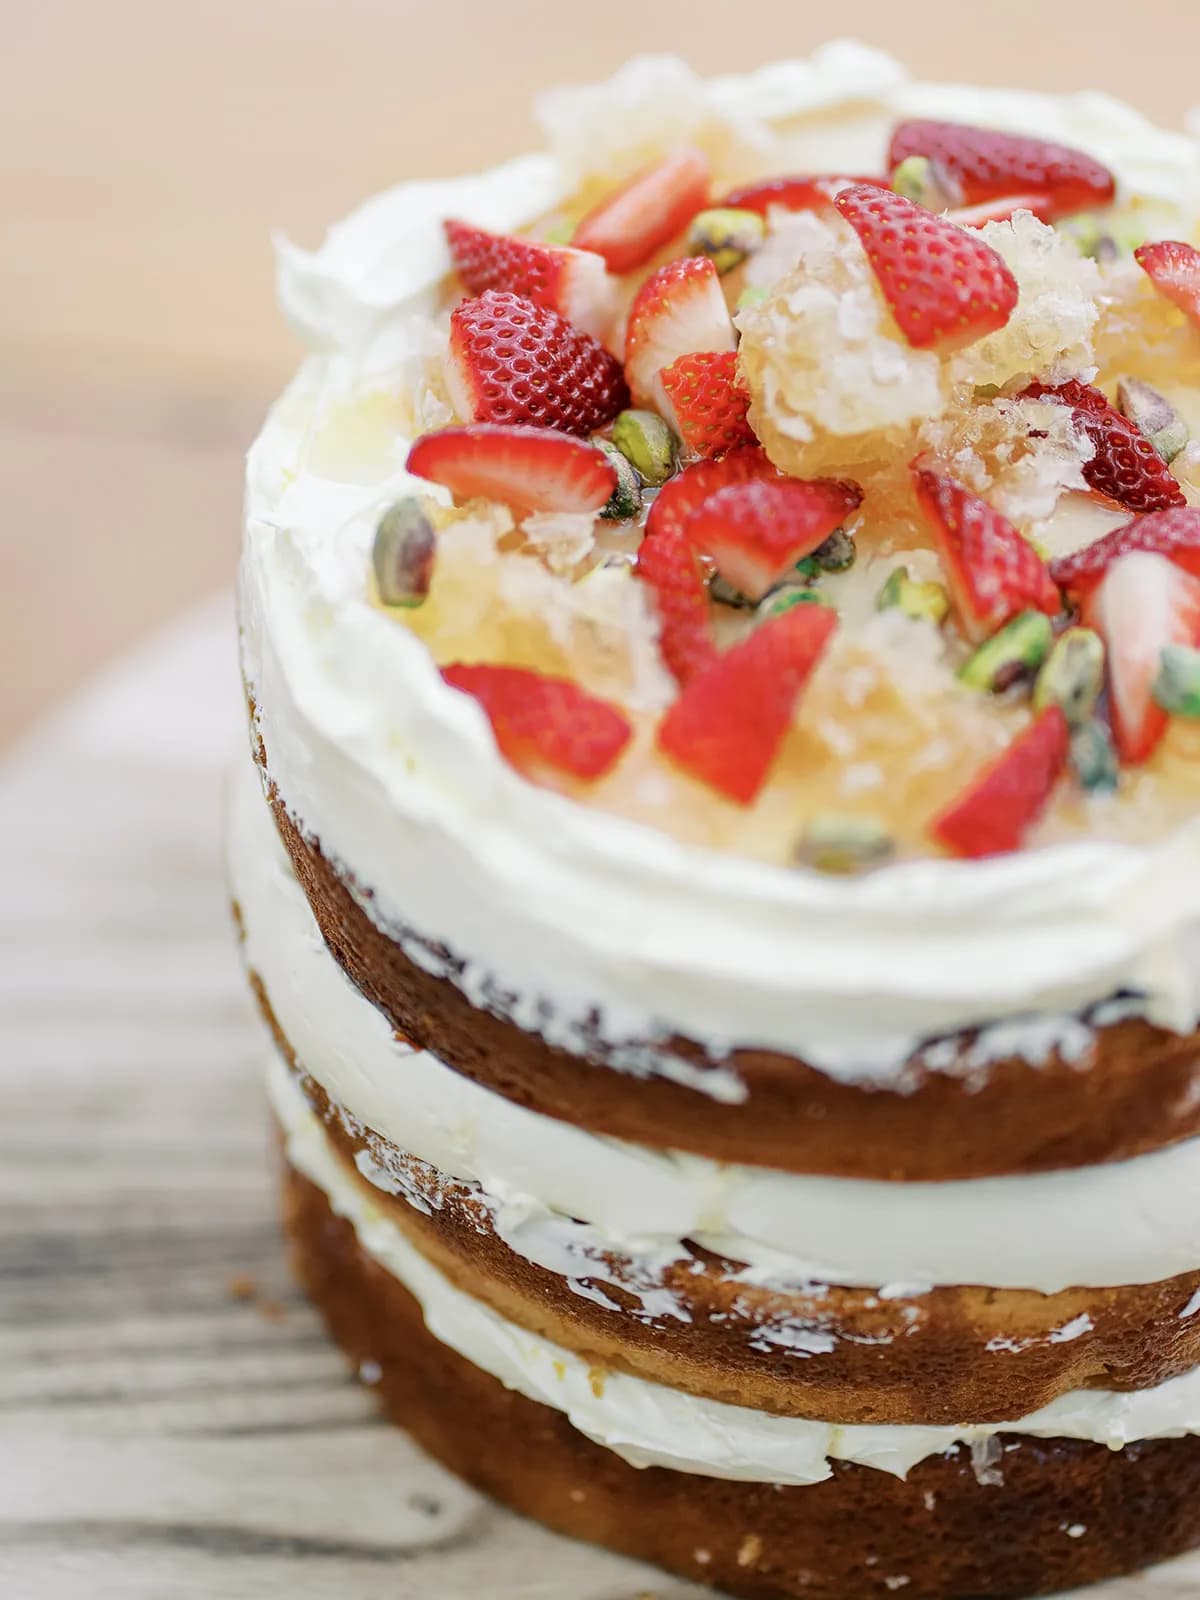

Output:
xmin=242 ymin=45 xmax=1200 ymax=1086
xmin=233 ymin=765 xmax=1200 ymax=1296
xmin=272 ymin=1051 xmax=1200 ymax=1485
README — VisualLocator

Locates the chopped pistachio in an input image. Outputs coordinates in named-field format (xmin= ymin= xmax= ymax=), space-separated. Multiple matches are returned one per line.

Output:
xmin=959 ymin=611 xmax=1054 ymax=693
xmin=758 ymin=584 xmax=829 ymax=620
xmin=796 ymin=812 xmax=894 ymax=874
xmin=373 ymin=498 xmax=436 ymax=607
xmin=594 ymin=439 xmax=643 ymax=521
xmin=687 ymin=207 xmax=766 ymax=274
xmin=612 ymin=409 xmax=677 ymax=487
xmin=1153 ymin=644 xmax=1200 ymax=717
xmin=889 ymin=156 xmax=961 ymax=211
xmin=1069 ymin=718 xmax=1120 ymax=793
xmin=709 ymin=573 xmax=756 ymax=609
xmin=1033 ymin=628 xmax=1106 ymax=725
xmin=1117 ymin=377 xmax=1189 ymax=464
xmin=876 ymin=567 xmax=950 ymax=624
xmin=811 ymin=527 xmax=856 ymax=573
xmin=542 ymin=220 xmax=576 ymax=245
xmin=1059 ymin=211 xmax=1145 ymax=263
xmin=736 ymin=285 xmax=769 ymax=314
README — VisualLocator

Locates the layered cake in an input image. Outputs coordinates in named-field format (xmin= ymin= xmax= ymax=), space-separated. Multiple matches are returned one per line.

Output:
xmin=232 ymin=44 xmax=1200 ymax=1598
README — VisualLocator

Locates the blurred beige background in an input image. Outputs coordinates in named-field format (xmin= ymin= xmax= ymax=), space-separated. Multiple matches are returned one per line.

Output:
xmin=4 ymin=0 xmax=1200 ymax=750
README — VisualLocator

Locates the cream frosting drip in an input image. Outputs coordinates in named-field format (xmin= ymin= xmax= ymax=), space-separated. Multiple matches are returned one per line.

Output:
xmin=242 ymin=44 xmax=1200 ymax=1087
xmin=232 ymin=765 xmax=1200 ymax=1296
xmin=271 ymin=1050 xmax=1200 ymax=1485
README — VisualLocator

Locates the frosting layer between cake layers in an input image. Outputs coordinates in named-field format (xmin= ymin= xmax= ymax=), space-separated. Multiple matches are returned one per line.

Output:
xmin=241 ymin=44 xmax=1200 ymax=1092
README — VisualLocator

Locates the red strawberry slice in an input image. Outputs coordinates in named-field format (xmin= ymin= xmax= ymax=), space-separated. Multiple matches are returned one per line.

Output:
xmin=913 ymin=469 xmax=1061 ymax=641
xmin=931 ymin=708 xmax=1069 ymax=858
xmin=834 ymin=184 xmax=1018 ymax=352
xmin=947 ymin=194 xmax=1054 ymax=228
xmin=720 ymin=174 xmax=876 ymax=215
xmin=644 ymin=444 xmax=779 ymax=543
xmin=447 ymin=291 xmax=628 ymax=437
xmin=889 ymin=120 xmax=1115 ymax=221
xmin=1082 ymin=550 xmax=1200 ymax=763
xmin=1050 ymin=507 xmax=1200 ymax=595
xmin=442 ymin=663 xmax=632 ymax=781
xmin=658 ymin=350 xmax=756 ymax=459
xmin=1022 ymin=381 xmax=1185 ymax=514
xmin=573 ymin=148 xmax=711 ymax=275
xmin=443 ymin=219 xmax=616 ymax=343
xmin=657 ymin=605 xmax=838 ymax=805
xmin=407 ymin=424 xmax=616 ymax=513
xmin=686 ymin=478 xmax=863 ymax=601
xmin=624 ymin=256 xmax=736 ymax=410
xmin=635 ymin=526 xmax=718 ymax=687
xmin=1135 ymin=240 xmax=1200 ymax=329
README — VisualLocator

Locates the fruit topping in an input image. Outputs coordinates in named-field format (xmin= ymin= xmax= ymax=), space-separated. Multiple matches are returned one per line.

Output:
xmin=1032 ymin=628 xmax=1106 ymax=725
xmin=407 ymin=424 xmax=617 ymax=513
xmin=913 ymin=469 xmax=1061 ymax=642
xmin=658 ymin=350 xmax=756 ymax=459
xmin=657 ymin=604 xmax=838 ymax=804
xmin=876 ymin=567 xmax=951 ymax=623
xmin=958 ymin=610 xmax=1053 ymax=693
xmin=833 ymin=184 xmax=1019 ymax=352
xmin=686 ymin=207 xmax=766 ymax=274
xmin=644 ymin=444 xmax=777 ymax=542
xmin=889 ymin=155 xmax=963 ymax=211
xmin=1116 ymin=377 xmax=1189 ymax=464
xmin=372 ymin=498 xmax=436 ymax=607
xmin=685 ymin=477 xmax=863 ymax=602
xmin=888 ymin=120 xmax=1116 ymax=221
xmin=446 ymin=291 xmax=628 ymax=436
xmin=1083 ymin=550 xmax=1200 ymax=762
xmin=720 ymin=175 xmax=876 ymax=215
xmin=443 ymin=220 xmax=616 ymax=343
xmin=635 ymin=525 xmax=718 ymax=686
xmin=624 ymin=256 xmax=736 ymax=409
xmin=931 ymin=706 xmax=1070 ymax=857
xmin=1135 ymin=240 xmax=1200 ymax=329
xmin=441 ymin=663 xmax=632 ymax=781
xmin=1048 ymin=506 xmax=1200 ymax=594
xmin=611 ymin=408 xmax=678 ymax=485
xmin=1154 ymin=645 xmax=1200 ymax=717
xmin=795 ymin=812 xmax=894 ymax=874
xmin=1069 ymin=718 xmax=1120 ymax=793
xmin=594 ymin=440 xmax=643 ymax=520
xmin=1021 ymin=380 xmax=1186 ymax=513
xmin=573 ymin=148 xmax=711 ymax=274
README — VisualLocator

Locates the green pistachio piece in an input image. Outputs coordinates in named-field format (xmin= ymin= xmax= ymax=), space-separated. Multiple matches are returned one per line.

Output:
xmin=612 ymin=409 xmax=677 ymax=487
xmin=373 ymin=497 xmax=436 ymax=607
xmin=1153 ymin=644 xmax=1200 ymax=717
xmin=1069 ymin=718 xmax=1120 ymax=793
xmin=736 ymin=285 xmax=769 ymax=314
xmin=1117 ymin=377 xmax=1189 ymax=464
xmin=594 ymin=439 xmax=643 ymax=521
xmin=958 ymin=611 xmax=1054 ymax=693
xmin=709 ymin=573 xmax=756 ymax=609
xmin=795 ymin=812 xmax=895 ymax=874
xmin=811 ymin=527 xmax=856 ymax=573
xmin=687 ymin=208 xmax=766 ymax=275
xmin=758 ymin=585 xmax=829 ymax=620
xmin=889 ymin=156 xmax=962 ymax=211
xmin=1059 ymin=212 xmax=1146 ymax=263
xmin=542 ymin=220 xmax=576 ymax=245
xmin=876 ymin=567 xmax=950 ymax=624
xmin=1032 ymin=628 xmax=1106 ymax=725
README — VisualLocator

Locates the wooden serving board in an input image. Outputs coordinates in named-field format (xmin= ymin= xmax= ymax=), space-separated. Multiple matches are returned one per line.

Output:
xmin=0 ymin=598 xmax=1196 ymax=1599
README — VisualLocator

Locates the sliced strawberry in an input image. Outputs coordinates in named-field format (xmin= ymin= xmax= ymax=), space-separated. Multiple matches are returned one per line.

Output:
xmin=624 ymin=256 xmax=736 ymax=410
xmin=645 ymin=444 xmax=779 ymax=543
xmin=686 ymin=478 xmax=863 ymax=601
xmin=1082 ymin=550 xmax=1200 ymax=763
xmin=1050 ymin=507 xmax=1200 ymax=595
xmin=889 ymin=120 xmax=1115 ymax=221
xmin=657 ymin=605 xmax=838 ymax=805
xmin=407 ymin=424 xmax=616 ymax=513
xmin=719 ymin=174 xmax=876 ymax=215
xmin=636 ymin=526 xmax=718 ymax=687
xmin=443 ymin=219 xmax=616 ymax=343
xmin=573 ymin=148 xmax=711 ymax=275
xmin=1022 ymin=381 xmax=1185 ymax=514
xmin=658 ymin=350 xmax=755 ymax=459
xmin=947 ymin=194 xmax=1054 ymax=228
xmin=1135 ymin=239 xmax=1200 ymax=329
xmin=442 ymin=663 xmax=631 ymax=781
xmin=446 ymin=291 xmax=628 ymax=437
xmin=913 ymin=469 xmax=1061 ymax=642
xmin=932 ymin=708 xmax=1069 ymax=858
xmin=834 ymin=184 xmax=1018 ymax=352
